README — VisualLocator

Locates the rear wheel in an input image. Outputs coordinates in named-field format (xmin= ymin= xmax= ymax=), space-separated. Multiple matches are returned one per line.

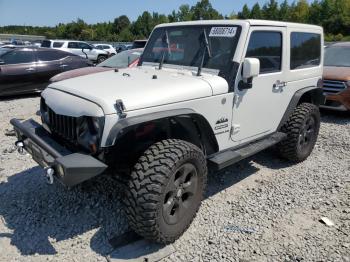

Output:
xmin=123 ymin=139 xmax=207 ymax=244
xmin=277 ymin=103 xmax=320 ymax=162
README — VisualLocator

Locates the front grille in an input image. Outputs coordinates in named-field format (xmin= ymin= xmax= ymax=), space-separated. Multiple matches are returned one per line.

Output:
xmin=323 ymin=80 xmax=347 ymax=95
xmin=47 ymin=107 xmax=77 ymax=142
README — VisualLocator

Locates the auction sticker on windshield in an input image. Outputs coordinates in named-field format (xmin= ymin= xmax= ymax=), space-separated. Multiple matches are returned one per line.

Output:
xmin=209 ymin=27 xmax=237 ymax=38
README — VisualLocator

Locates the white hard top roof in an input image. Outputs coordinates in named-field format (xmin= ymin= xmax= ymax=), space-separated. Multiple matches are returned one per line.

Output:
xmin=155 ymin=19 xmax=322 ymax=31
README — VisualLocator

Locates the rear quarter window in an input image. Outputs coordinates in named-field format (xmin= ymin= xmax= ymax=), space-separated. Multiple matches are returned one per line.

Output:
xmin=41 ymin=40 xmax=52 ymax=48
xmin=53 ymin=42 xmax=64 ymax=48
xmin=68 ymin=42 xmax=79 ymax=49
xmin=37 ymin=50 xmax=69 ymax=61
xmin=290 ymin=32 xmax=321 ymax=70
xmin=246 ymin=31 xmax=282 ymax=74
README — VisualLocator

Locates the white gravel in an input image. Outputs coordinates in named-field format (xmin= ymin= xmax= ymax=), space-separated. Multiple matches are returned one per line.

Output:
xmin=0 ymin=96 xmax=349 ymax=262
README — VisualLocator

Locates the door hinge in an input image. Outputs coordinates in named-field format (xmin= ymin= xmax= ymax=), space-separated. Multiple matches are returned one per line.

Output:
xmin=231 ymin=124 xmax=241 ymax=135
xmin=233 ymin=94 xmax=238 ymax=106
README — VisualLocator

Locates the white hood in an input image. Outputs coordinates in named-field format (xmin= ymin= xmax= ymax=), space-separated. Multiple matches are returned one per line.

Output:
xmin=48 ymin=66 xmax=229 ymax=115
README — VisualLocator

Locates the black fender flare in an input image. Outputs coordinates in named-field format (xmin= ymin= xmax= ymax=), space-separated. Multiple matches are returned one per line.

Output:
xmin=278 ymin=86 xmax=325 ymax=130
xmin=105 ymin=108 xmax=219 ymax=154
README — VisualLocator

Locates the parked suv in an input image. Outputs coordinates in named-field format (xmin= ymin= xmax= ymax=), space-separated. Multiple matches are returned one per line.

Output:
xmin=11 ymin=20 xmax=324 ymax=244
xmin=322 ymin=42 xmax=350 ymax=111
xmin=93 ymin=44 xmax=117 ymax=56
xmin=41 ymin=40 xmax=109 ymax=63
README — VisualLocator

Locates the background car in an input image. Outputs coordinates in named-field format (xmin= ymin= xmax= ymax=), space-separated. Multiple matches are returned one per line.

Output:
xmin=132 ymin=39 xmax=148 ymax=49
xmin=41 ymin=40 xmax=109 ymax=63
xmin=322 ymin=42 xmax=350 ymax=111
xmin=0 ymin=47 xmax=91 ymax=96
xmin=115 ymin=43 xmax=133 ymax=53
xmin=93 ymin=44 xmax=117 ymax=56
xmin=50 ymin=48 xmax=143 ymax=82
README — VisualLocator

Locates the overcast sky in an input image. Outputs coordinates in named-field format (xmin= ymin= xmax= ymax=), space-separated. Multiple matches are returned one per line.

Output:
xmin=0 ymin=0 xmax=298 ymax=27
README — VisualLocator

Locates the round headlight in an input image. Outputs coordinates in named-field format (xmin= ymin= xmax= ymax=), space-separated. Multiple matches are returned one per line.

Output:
xmin=91 ymin=117 xmax=100 ymax=134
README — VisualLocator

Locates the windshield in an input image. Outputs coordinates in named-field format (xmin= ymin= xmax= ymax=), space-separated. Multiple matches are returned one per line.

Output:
xmin=141 ymin=25 xmax=241 ymax=74
xmin=324 ymin=46 xmax=350 ymax=67
xmin=97 ymin=50 xmax=142 ymax=68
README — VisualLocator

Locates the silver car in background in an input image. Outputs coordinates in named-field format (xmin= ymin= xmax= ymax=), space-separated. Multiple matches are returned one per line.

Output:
xmin=41 ymin=40 xmax=109 ymax=63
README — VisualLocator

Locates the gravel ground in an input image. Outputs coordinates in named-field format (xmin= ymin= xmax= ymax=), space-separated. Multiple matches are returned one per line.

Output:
xmin=0 ymin=95 xmax=349 ymax=262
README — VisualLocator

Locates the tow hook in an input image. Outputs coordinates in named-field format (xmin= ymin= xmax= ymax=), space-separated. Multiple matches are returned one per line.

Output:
xmin=45 ymin=167 xmax=54 ymax=185
xmin=15 ymin=141 xmax=25 ymax=155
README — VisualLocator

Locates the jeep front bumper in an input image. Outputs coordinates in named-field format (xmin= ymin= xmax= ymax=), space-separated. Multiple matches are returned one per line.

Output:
xmin=10 ymin=118 xmax=107 ymax=187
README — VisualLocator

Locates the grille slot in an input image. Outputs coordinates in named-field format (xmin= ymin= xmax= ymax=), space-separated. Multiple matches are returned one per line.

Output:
xmin=323 ymin=80 xmax=347 ymax=95
xmin=47 ymin=107 xmax=77 ymax=142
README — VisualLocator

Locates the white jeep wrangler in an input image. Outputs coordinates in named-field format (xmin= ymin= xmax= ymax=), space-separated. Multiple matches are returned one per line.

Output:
xmin=11 ymin=20 xmax=325 ymax=244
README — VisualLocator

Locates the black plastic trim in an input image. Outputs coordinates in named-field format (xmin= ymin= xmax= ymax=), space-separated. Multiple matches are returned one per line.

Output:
xmin=208 ymin=132 xmax=287 ymax=170
xmin=106 ymin=109 xmax=194 ymax=145
xmin=11 ymin=118 xmax=63 ymax=158
xmin=105 ymin=109 xmax=219 ymax=153
xmin=10 ymin=118 xmax=107 ymax=187
xmin=277 ymin=86 xmax=325 ymax=130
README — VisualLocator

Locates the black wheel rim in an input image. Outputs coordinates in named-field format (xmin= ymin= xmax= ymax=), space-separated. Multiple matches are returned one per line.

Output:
xmin=298 ymin=115 xmax=316 ymax=152
xmin=162 ymin=163 xmax=198 ymax=225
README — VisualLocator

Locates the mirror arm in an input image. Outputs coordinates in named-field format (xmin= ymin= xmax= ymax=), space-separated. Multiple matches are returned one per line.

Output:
xmin=238 ymin=77 xmax=253 ymax=91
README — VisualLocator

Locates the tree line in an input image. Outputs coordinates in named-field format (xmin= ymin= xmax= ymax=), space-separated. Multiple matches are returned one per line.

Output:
xmin=1 ymin=0 xmax=349 ymax=42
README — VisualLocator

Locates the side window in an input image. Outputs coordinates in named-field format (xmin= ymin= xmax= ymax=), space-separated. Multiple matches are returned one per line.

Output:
xmin=290 ymin=32 xmax=321 ymax=70
xmin=68 ymin=42 xmax=79 ymax=49
xmin=37 ymin=50 xmax=67 ymax=61
xmin=246 ymin=31 xmax=282 ymax=74
xmin=41 ymin=40 xmax=52 ymax=48
xmin=53 ymin=42 xmax=64 ymax=48
xmin=78 ymin=42 xmax=91 ymax=50
xmin=2 ymin=50 xmax=35 ymax=64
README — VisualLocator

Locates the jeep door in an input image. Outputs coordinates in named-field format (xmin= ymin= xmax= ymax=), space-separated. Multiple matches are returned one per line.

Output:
xmin=0 ymin=49 xmax=37 ymax=95
xmin=231 ymin=27 xmax=290 ymax=143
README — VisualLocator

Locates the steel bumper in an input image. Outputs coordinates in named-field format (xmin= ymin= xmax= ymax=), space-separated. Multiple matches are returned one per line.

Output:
xmin=10 ymin=118 xmax=107 ymax=187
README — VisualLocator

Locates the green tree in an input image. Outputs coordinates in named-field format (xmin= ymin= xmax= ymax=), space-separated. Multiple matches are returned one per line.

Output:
xmin=279 ymin=0 xmax=291 ymax=21
xmin=177 ymin=5 xmax=193 ymax=21
xmin=113 ymin=15 xmax=130 ymax=34
xmin=308 ymin=1 xmax=322 ymax=25
xmin=238 ymin=4 xmax=251 ymax=19
xmin=290 ymin=0 xmax=309 ymax=23
xmin=131 ymin=11 xmax=154 ymax=38
xmin=262 ymin=0 xmax=279 ymax=20
xmin=191 ymin=0 xmax=223 ymax=20
xmin=250 ymin=3 xmax=262 ymax=19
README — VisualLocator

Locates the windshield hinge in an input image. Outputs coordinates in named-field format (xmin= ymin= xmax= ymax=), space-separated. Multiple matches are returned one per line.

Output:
xmin=115 ymin=100 xmax=127 ymax=119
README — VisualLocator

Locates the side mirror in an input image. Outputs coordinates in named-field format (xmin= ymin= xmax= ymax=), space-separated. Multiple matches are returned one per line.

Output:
xmin=239 ymin=58 xmax=260 ymax=90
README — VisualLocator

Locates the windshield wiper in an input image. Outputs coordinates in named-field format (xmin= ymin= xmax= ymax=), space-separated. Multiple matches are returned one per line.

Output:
xmin=159 ymin=30 xmax=170 ymax=70
xmin=197 ymin=29 xmax=212 ymax=76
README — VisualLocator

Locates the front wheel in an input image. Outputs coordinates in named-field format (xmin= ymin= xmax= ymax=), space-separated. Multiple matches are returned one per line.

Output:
xmin=123 ymin=139 xmax=207 ymax=244
xmin=97 ymin=55 xmax=107 ymax=64
xmin=277 ymin=103 xmax=320 ymax=162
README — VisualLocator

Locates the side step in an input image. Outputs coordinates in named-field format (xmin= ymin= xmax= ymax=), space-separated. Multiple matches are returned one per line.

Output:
xmin=208 ymin=132 xmax=287 ymax=170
